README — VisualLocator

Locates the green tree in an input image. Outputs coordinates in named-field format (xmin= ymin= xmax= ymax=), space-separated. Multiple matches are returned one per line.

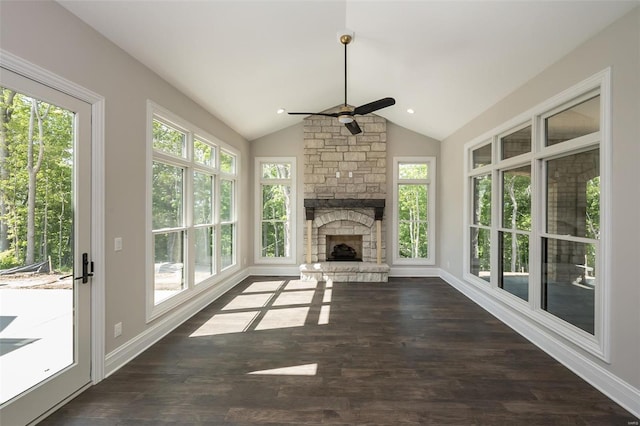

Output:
xmin=259 ymin=163 xmax=291 ymax=258
xmin=397 ymin=163 xmax=429 ymax=259
xmin=0 ymin=89 xmax=73 ymax=271
xmin=151 ymin=120 xmax=187 ymax=268
xmin=585 ymin=176 xmax=600 ymax=274
xmin=0 ymin=89 xmax=16 ymax=252
xmin=261 ymin=183 xmax=290 ymax=257
xmin=502 ymin=168 xmax=531 ymax=272
xmin=473 ymin=175 xmax=492 ymax=271
xmin=398 ymin=184 xmax=428 ymax=258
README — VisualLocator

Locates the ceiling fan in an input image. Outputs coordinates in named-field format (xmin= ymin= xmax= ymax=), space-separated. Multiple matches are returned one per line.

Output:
xmin=287 ymin=32 xmax=396 ymax=135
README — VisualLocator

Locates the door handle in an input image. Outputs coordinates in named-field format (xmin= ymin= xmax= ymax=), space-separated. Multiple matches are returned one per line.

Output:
xmin=74 ymin=252 xmax=94 ymax=283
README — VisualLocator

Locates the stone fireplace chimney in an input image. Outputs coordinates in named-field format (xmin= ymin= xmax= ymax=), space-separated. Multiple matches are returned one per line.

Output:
xmin=300 ymin=113 xmax=389 ymax=282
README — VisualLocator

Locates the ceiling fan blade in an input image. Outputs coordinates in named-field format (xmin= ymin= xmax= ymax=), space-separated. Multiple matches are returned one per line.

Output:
xmin=354 ymin=97 xmax=396 ymax=116
xmin=287 ymin=112 xmax=339 ymax=117
xmin=345 ymin=120 xmax=362 ymax=135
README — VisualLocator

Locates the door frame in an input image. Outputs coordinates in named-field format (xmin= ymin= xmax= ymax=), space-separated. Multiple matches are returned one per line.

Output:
xmin=1 ymin=49 xmax=106 ymax=405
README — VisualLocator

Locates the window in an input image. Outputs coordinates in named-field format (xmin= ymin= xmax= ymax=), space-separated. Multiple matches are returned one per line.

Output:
xmin=255 ymin=158 xmax=296 ymax=263
xmin=464 ymin=70 xmax=609 ymax=359
xmin=542 ymin=148 xmax=600 ymax=334
xmin=148 ymin=102 xmax=239 ymax=320
xmin=501 ymin=125 xmax=531 ymax=160
xmin=545 ymin=96 xmax=600 ymax=146
xmin=470 ymin=173 xmax=491 ymax=281
xmin=152 ymin=159 xmax=186 ymax=303
xmin=472 ymin=142 xmax=492 ymax=168
xmin=193 ymin=170 xmax=215 ymax=283
xmin=499 ymin=164 xmax=531 ymax=301
xmin=220 ymin=150 xmax=237 ymax=270
xmin=393 ymin=157 xmax=436 ymax=265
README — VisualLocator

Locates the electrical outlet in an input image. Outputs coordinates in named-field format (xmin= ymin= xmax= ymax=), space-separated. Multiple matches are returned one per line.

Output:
xmin=114 ymin=322 xmax=122 ymax=338
xmin=114 ymin=237 xmax=123 ymax=251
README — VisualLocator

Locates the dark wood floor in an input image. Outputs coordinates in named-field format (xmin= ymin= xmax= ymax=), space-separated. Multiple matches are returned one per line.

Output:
xmin=43 ymin=277 xmax=635 ymax=425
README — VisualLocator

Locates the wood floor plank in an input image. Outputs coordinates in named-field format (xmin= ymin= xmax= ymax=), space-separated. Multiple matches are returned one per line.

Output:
xmin=41 ymin=277 xmax=636 ymax=425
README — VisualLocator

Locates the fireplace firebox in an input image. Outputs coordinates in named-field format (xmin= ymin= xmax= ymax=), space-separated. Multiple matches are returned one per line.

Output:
xmin=326 ymin=235 xmax=363 ymax=261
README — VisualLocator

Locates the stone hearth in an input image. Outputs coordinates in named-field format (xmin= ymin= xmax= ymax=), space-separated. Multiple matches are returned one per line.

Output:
xmin=300 ymin=261 xmax=389 ymax=283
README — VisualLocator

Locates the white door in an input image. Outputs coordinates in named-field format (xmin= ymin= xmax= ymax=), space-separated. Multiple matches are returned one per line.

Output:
xmin=0 ymin=68 xmax=92 ymax=425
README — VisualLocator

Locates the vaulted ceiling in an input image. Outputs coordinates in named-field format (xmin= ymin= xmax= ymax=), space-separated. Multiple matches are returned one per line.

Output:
xmin=58 ymin=0 xmax=638 ymax=141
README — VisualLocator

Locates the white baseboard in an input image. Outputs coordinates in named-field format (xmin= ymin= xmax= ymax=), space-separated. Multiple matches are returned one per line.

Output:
xmin=104 ymin=268 xmax=249 ymax=378
xmin=247 ymin=265 xmax=300 ymax=276
xmin=389 ymin=266 xmax=441 ymax=277
xmin=439 ymin=270 xmax=640 ymax=419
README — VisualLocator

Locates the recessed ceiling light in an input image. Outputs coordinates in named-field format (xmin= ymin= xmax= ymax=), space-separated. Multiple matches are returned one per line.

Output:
xmin=407 ymin=108 xmax=415 ymax=114
xmin=277 ymin=108 xmax=286 ymax=114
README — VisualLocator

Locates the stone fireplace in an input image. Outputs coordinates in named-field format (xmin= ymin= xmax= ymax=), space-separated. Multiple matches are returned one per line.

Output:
xmin=299 ymin=112 xmax=390 ymax=282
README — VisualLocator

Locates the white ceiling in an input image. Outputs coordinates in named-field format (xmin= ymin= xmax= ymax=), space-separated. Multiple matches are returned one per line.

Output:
xmin=58 ymin=0 xmax=638 ymax=141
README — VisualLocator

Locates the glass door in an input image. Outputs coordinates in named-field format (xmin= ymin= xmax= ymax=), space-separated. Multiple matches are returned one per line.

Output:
xmin=0 ymin=68 xmax=92 ymax=425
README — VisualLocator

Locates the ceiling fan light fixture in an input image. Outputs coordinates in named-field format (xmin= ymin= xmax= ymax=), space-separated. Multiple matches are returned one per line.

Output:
xmin=338 ymin=115 xmax=354 ymax=124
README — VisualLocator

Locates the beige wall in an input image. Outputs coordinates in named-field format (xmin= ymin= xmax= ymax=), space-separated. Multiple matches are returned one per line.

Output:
xmin=250 ymin=120 xmax=440 ymax=266
xmin=441 ymin=7 xmax=640 ymax=387
xmin=1 ymin=1 xmax=250 ymax=354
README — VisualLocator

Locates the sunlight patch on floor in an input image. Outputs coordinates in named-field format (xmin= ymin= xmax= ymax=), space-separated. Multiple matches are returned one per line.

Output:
xmin=255 ymin=307 xmax=309 ymax=331
xmin=242 ymin=281 xmax=286 ymax=294
xmin=318 ymin=305 xmax=331 ymax=325
xmin=284 ymin=280 xmax=318 ymax=291
xmin=323 ymin=289 xmax=332 ymax=303
xmin=221 ymin=293 xmax=273 ymax=311
xmin=248 ymin=363 xmax=318 ymax=376
xmin=273 ymin=290 xmax=315 ymax=306
xmin=189 ymin=311 xmax=260 ymax=337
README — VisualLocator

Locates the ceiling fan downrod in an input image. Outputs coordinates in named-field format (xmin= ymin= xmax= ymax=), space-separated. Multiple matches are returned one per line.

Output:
xmin=341 ymin=33 xmax=352 ymax=107
xmin=339 ymin=33 xmax=353 ymax=123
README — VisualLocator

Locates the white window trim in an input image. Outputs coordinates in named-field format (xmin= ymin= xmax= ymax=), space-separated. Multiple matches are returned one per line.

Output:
xmin=462 ymin=69 xmax=611 ymax=361
xmin=146 ymin=101 xmax=241 ymax=322
xmin=392 ymin=156 xmax=436 ymax=266
xmin=254 ymin=157 xmax=297 ymax=264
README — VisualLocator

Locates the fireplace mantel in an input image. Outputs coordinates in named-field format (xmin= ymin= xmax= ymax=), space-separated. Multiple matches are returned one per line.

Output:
xmin=304 ymin=198 xmax=385 ymax=221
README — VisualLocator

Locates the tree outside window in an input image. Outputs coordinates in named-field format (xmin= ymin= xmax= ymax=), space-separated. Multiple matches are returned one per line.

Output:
xmin=256 ymin=159 xmax=295 ymax=263
xmin=220 ymin=178 xmax=234 ymax=269
xmin=0 ymin=88 xmax=74 ymax=272
xmin=470 ymin=174 xmax=491 ymax=281
xmin=394 ymin=158 xmax=435 ymax=264
xmin=499 ymin=165 xmax=531 ymax=301
xmin=152 ymin=121 xmax=187 ymax=303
